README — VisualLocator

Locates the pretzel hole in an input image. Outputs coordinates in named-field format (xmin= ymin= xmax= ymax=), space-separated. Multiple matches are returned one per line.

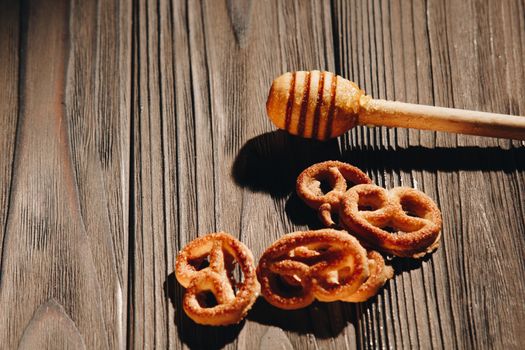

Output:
xmin=225 ymin=252 xmax=244 ymax=293
xmin=346 ymin=179 xmax=358 ymax=190
xmin=306 ymin=170 xmax=338 ymax=196
xmin=270 ymin=274 xmax=304 ymax=297
xmin=290 ymin=246 xmax=320 ymax=258
xmin=196 ymin=290 xmax=219 ymax=308
xmin=317 ymin=268 xmax=352 ymax=290
xmin=358 ymin=205 xmax=375 ymax=211
xmin=382 ymin=226 xmax=399 ymax=234
xmin=324 ymin=211 xmax=339 ymax=226
xmin=231 ymin=267 xmax=244 ymax=293
xmin=390 ymin=220 xmax=425 ymax=233
xmin=400 ymin=197 xmax=427 ymax=218
xmin=188 ymin=255 xmax=210 ymax=271
xmin=314 ymin=244 xmax=331 ymax=254
xmin=315 ymin=267 xmax=354 ymax=289
xmin=338 ymin=267 xmax=353 ymax=283
xmin=357 ymin=194 xmax=382 ymax=212
xmin=319 ymin=178 xmax=334 ymax=194
xmin=298 ymin=244 xmax=336 ymax=265
xmin=281 ymin=274 xmax=302 ymax=287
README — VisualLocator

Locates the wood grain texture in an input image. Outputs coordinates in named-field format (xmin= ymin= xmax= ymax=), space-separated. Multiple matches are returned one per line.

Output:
xmin=0 ymin=0 xmax=131 ymax=348
xmin=0 ymin=0 xmax=524 ymax=349
xmin=0 ymin=0 xmax=20 ymax=270
xmin=333 ymin=1 xmax=525 ymax=349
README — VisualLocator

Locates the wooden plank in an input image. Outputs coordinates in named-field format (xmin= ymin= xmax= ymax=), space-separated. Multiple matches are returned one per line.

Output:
xmin=132 ymin=0 xmax=525 ymax=349
xmin=0 ymin=0 xmax=20 ymax=267
xmin=129 ymin=0 xmax=363 ymax=349
xmin=3 ymin=0 xmax=522 ymax=348
xmin=196 ymin=1 xmax=346 ymax=347
xmin=66 ymin=0 xmax=132 ymax=347
xmin=333 ymin=0 xmax=525 ymax=349
xmin=128 ymin=0 xmax=176 ymax=347
xmin=0 ymin=0 xmax=131 ymax=348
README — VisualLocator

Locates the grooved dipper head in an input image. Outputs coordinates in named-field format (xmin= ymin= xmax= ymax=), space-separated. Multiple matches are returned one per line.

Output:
xmin=266 ymin=71 xmax=364 ymax=140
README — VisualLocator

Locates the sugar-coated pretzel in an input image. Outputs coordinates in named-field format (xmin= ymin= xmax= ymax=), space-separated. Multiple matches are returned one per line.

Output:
xmin=257 ymin=229 xmax=369 ymax=310
xmin=175 ymin=233 xmax=260 ymax=325
xmin=296 ymin=161 xmax=372 ymax=227
xmin=340 ymin=184 xmax=442 ymax=258
xmin=342 ymin=251 xmax=393 ymax=302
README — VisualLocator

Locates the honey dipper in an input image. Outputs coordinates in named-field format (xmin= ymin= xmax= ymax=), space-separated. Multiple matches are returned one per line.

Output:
xmin=266 ymin=71 xmax=525 ymax=140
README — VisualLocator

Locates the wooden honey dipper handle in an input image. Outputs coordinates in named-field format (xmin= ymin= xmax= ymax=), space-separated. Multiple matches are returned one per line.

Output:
xmin=360 ymin=98 xmax=525 ymax=140
xmin=266 ymin=71 xmax=525 ymax=140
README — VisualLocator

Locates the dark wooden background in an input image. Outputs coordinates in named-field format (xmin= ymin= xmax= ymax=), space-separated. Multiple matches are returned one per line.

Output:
xmin=1 ymin=0 xmax=524 ymax=349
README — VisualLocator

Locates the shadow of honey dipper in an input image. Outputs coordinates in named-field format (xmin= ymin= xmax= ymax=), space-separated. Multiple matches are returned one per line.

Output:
xmin=232 ymin=131 xmax=524 ymax=230
xmin=231 ymin=130 xmax=341 ymax=198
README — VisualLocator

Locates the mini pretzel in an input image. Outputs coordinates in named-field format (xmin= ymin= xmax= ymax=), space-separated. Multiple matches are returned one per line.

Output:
xmin=257 ymin=229 xmax=369 ymax=310
xmin=175 ymin=233 xmax=260 ymax=325
xmin=340 ymin=184 xmax=442 ymax=258
xmin=296 ymin=161 xmax=372 ymax=227
xmin=342 ymin=251 xmax=393 ymax=302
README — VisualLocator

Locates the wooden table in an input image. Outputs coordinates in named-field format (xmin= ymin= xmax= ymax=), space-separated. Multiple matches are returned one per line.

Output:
xmin=1 ymin=0 xmax=524 ymax=349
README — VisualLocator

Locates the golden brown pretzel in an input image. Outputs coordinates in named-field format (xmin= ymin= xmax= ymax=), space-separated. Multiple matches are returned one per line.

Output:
xmin=257 ymin=229 xmax=369 ymax=310
xmin=342 ymin=251 xmax=393 ymax=302
xmin=296 ymin=161 xmax=372 ymax=227
xmin=175 ymin=233 xmax=260 ymax=325
xmin=340 ymin=184 xmax=442 ymax=258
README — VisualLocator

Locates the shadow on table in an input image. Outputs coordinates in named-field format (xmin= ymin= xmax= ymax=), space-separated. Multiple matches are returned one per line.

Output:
xmin=227 ymin=132 xmax=524 ymax=337
xmin=389 ymin=253 xmax=434 ymax=274
xmin=284 ymin=190 xmax=326 ymax=230
xmin=164 ymin=273 xmax=244 ymax=350
xmin=247 ymin=293 xmax=393 ymax=338
xmin=166 ymin=272 xmax=395 ymax=340
xmin=231 ymin=130 xmax=341 ymax=198
xmin=233 ymin=132 xmax=524 ymax=197
xmin=233 ymin=131 xmax=524 ymax=229
xmin=339 ymin=144 xmax=524 ymax=173
xmin=246 ymin=253 xmax=437 ymax=337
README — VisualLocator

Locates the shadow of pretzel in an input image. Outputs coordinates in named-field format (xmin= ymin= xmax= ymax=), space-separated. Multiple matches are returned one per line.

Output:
xmin=164 ymin=273 xmax=244 ymax=350
xmin=165 ymin=271 xmax=394 ymax=340
xmin=246 ymin=298 xmax=369 ymax=339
